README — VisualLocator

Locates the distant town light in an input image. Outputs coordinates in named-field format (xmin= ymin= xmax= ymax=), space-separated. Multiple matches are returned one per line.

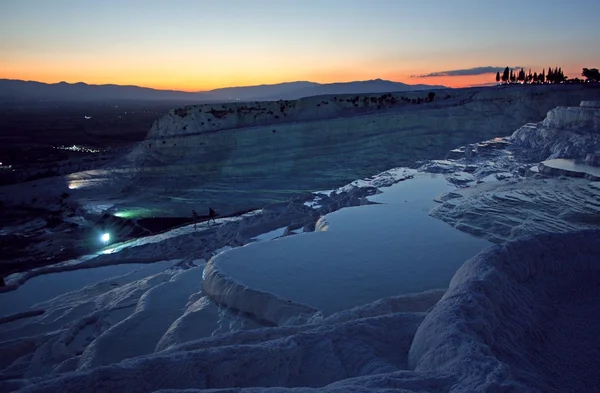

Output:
xmin=54 ymin=145 xmax=100 ymax=153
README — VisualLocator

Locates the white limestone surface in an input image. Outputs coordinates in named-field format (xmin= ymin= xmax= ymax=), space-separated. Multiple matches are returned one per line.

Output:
xmin=4 ymin=230 xmax=598 ymax=392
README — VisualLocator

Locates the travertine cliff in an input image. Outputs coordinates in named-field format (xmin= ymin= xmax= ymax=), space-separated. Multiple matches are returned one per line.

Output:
xmin=511 ymin=100 xmax=600 ymax=160
xmin=120 ymin=85 xmax=600 ymax=215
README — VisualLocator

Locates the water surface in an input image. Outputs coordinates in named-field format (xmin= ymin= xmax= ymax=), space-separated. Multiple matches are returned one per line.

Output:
xmin=216 ymin=174 xmax=491 ymax=315
xmin=0 ymin=262 xmax=172 ymax=317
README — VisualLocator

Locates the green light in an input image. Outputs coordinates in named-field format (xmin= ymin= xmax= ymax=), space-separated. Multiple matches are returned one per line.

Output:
xmin=113 ymin=208 xmax=161 ymax=219
xmin=114 ymin=211 xmax=135 ymax=218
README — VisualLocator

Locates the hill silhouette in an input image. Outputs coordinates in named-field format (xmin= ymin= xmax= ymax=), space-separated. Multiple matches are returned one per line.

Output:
xmin=0 ymin=78 xmax=446 ymax=102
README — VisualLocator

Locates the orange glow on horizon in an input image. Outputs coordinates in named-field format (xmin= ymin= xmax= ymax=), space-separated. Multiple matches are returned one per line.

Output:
xmin=1 ymin=62 xmax=584 ymax=92
xmin=0 ymin=72 xmax=505 ymax=91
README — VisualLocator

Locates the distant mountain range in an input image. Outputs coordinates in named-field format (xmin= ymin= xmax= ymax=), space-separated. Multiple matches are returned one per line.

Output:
xmin=0 ymin=78 xmax=447 ymax=103
xmin=207 ymin=79 xmax=447 ymax=101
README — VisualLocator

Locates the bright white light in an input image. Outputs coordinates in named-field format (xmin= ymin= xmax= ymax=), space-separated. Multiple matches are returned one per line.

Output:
xmin=101 ymin=233 xmax=110 ymax=243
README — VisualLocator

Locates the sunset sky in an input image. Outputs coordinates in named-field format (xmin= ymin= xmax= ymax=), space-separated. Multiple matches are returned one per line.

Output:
xmin=1 ymin=0 xmax=598 ymax=91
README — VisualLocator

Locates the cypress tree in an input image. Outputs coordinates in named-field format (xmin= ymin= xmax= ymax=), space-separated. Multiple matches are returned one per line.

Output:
xmin=502 ymin=67 xmax=510 ymax=82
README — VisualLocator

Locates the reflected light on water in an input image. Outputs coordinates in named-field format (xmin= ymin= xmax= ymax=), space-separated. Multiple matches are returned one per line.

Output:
xmin=102 ymin=247 xmax=117 ymax=255
xmin=68 ymin=181 xmax=83 ymax=190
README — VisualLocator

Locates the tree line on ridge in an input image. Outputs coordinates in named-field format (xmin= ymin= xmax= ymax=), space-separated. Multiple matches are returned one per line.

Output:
xmin=494 ymin=67 xmax=599 ymax=84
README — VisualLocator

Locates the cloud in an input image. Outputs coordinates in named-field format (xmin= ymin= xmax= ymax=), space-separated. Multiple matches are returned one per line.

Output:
xmin=412 ymin=66 xmax=523 ymax=78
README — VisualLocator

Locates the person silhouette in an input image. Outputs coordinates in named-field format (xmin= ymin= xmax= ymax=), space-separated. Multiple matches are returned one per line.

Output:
xmin=208 ymin=207 xmax=217 ymax=225
xmin=192 ymin=209 xmax=199 ymax=230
